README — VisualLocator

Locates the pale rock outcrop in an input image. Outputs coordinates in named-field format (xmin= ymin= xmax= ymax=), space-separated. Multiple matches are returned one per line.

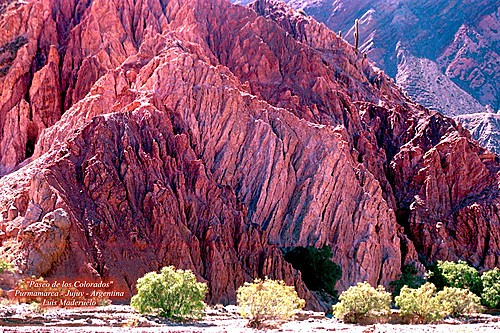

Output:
xmin=19 ymin=208 xmax=71 ymax=276
xmin=455 ymin=112 xmax=500 ymax=154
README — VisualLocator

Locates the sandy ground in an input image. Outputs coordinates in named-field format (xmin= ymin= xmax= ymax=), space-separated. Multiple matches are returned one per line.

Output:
xmin=1 ymin=305 xmax=500 ymax=333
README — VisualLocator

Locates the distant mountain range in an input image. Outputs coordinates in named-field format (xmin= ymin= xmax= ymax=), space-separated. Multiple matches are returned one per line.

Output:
xmin=232 ymin=0 xmax=500 ymax=152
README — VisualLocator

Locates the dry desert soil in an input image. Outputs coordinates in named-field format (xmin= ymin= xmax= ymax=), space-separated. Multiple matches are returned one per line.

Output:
xmin=1 ymin=305 xmax=500 ymax=333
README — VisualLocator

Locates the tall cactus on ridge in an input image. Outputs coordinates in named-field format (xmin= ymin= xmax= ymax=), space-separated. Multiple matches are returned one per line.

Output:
xmin=354 ymin=19 xmax=359 ymax=51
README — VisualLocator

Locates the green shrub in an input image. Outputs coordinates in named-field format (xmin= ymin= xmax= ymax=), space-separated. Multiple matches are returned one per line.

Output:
xmin=436 ymin=287 xmax=482 ymax=317
xmin=395 ymin=283 xmax=444 ymax=323
xmin=332 ymin=282 xmax=391 ymax=323
xmin=481 ymin=268 xmax=500 ymax=308
xmin=283 ymin=246 xmax=341 ymax=298
xmin=237 ymin=277 xmax=305 ymax=328
xmin=396 ymin=282 xmax=483 ymax=322
xmin=0 ymin=259 xmax=12 ymax=273
xmin=130 ymin=266 xmax=207 ymax=321
xmin=390 ymin=264 xmax=425 ymax=297
xmin=428 ymin=261 xmax=482 ymax=295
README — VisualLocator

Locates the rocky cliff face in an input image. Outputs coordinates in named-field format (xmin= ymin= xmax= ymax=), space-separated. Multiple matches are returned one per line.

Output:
xmin=276 ymin=0 xmax=499 ymax=148
xmin=396 ymin=45 xmax=486 ymax=117
xmin=437 ymin=12 xmax=500 ymax=110
xmin=1 ymin=0 xmax=500 ymax=309
xmin=288 ymin=0 xmax=499 ymax=109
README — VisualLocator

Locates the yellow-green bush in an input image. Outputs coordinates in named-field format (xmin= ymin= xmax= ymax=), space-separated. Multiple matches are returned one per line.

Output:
xmin=481 ymin=268 xmax=500 ymax=308
xmin=395 ymin=282 xmax=482 ymax=323
xmin=130 ymin=266 xmax=207 ymax=321
xmin=332 ymin=282 xmax=391 ymax=323
xmin=237 ymin=278 xmax=305 ymax=328
xmin=436 ymin=287 xmax=482 ymax=317
xmin=0 ymin=259 xmax=12 ymax=273
xmin=395 ymin=283 xmax=443 ymax=323
xmin=429 ymin=260 xmax=482 ymax=295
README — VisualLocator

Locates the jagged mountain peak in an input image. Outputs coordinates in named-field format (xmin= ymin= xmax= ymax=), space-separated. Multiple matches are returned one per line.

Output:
xmin=242 ymin=0 xmax=500 ymax=155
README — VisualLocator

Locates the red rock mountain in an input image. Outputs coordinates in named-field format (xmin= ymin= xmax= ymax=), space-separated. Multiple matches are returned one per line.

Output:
xmin=0 ymin=0 xmax=499 ymax=308
xmin=282 ymin=0 xmax=499 ymax=114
